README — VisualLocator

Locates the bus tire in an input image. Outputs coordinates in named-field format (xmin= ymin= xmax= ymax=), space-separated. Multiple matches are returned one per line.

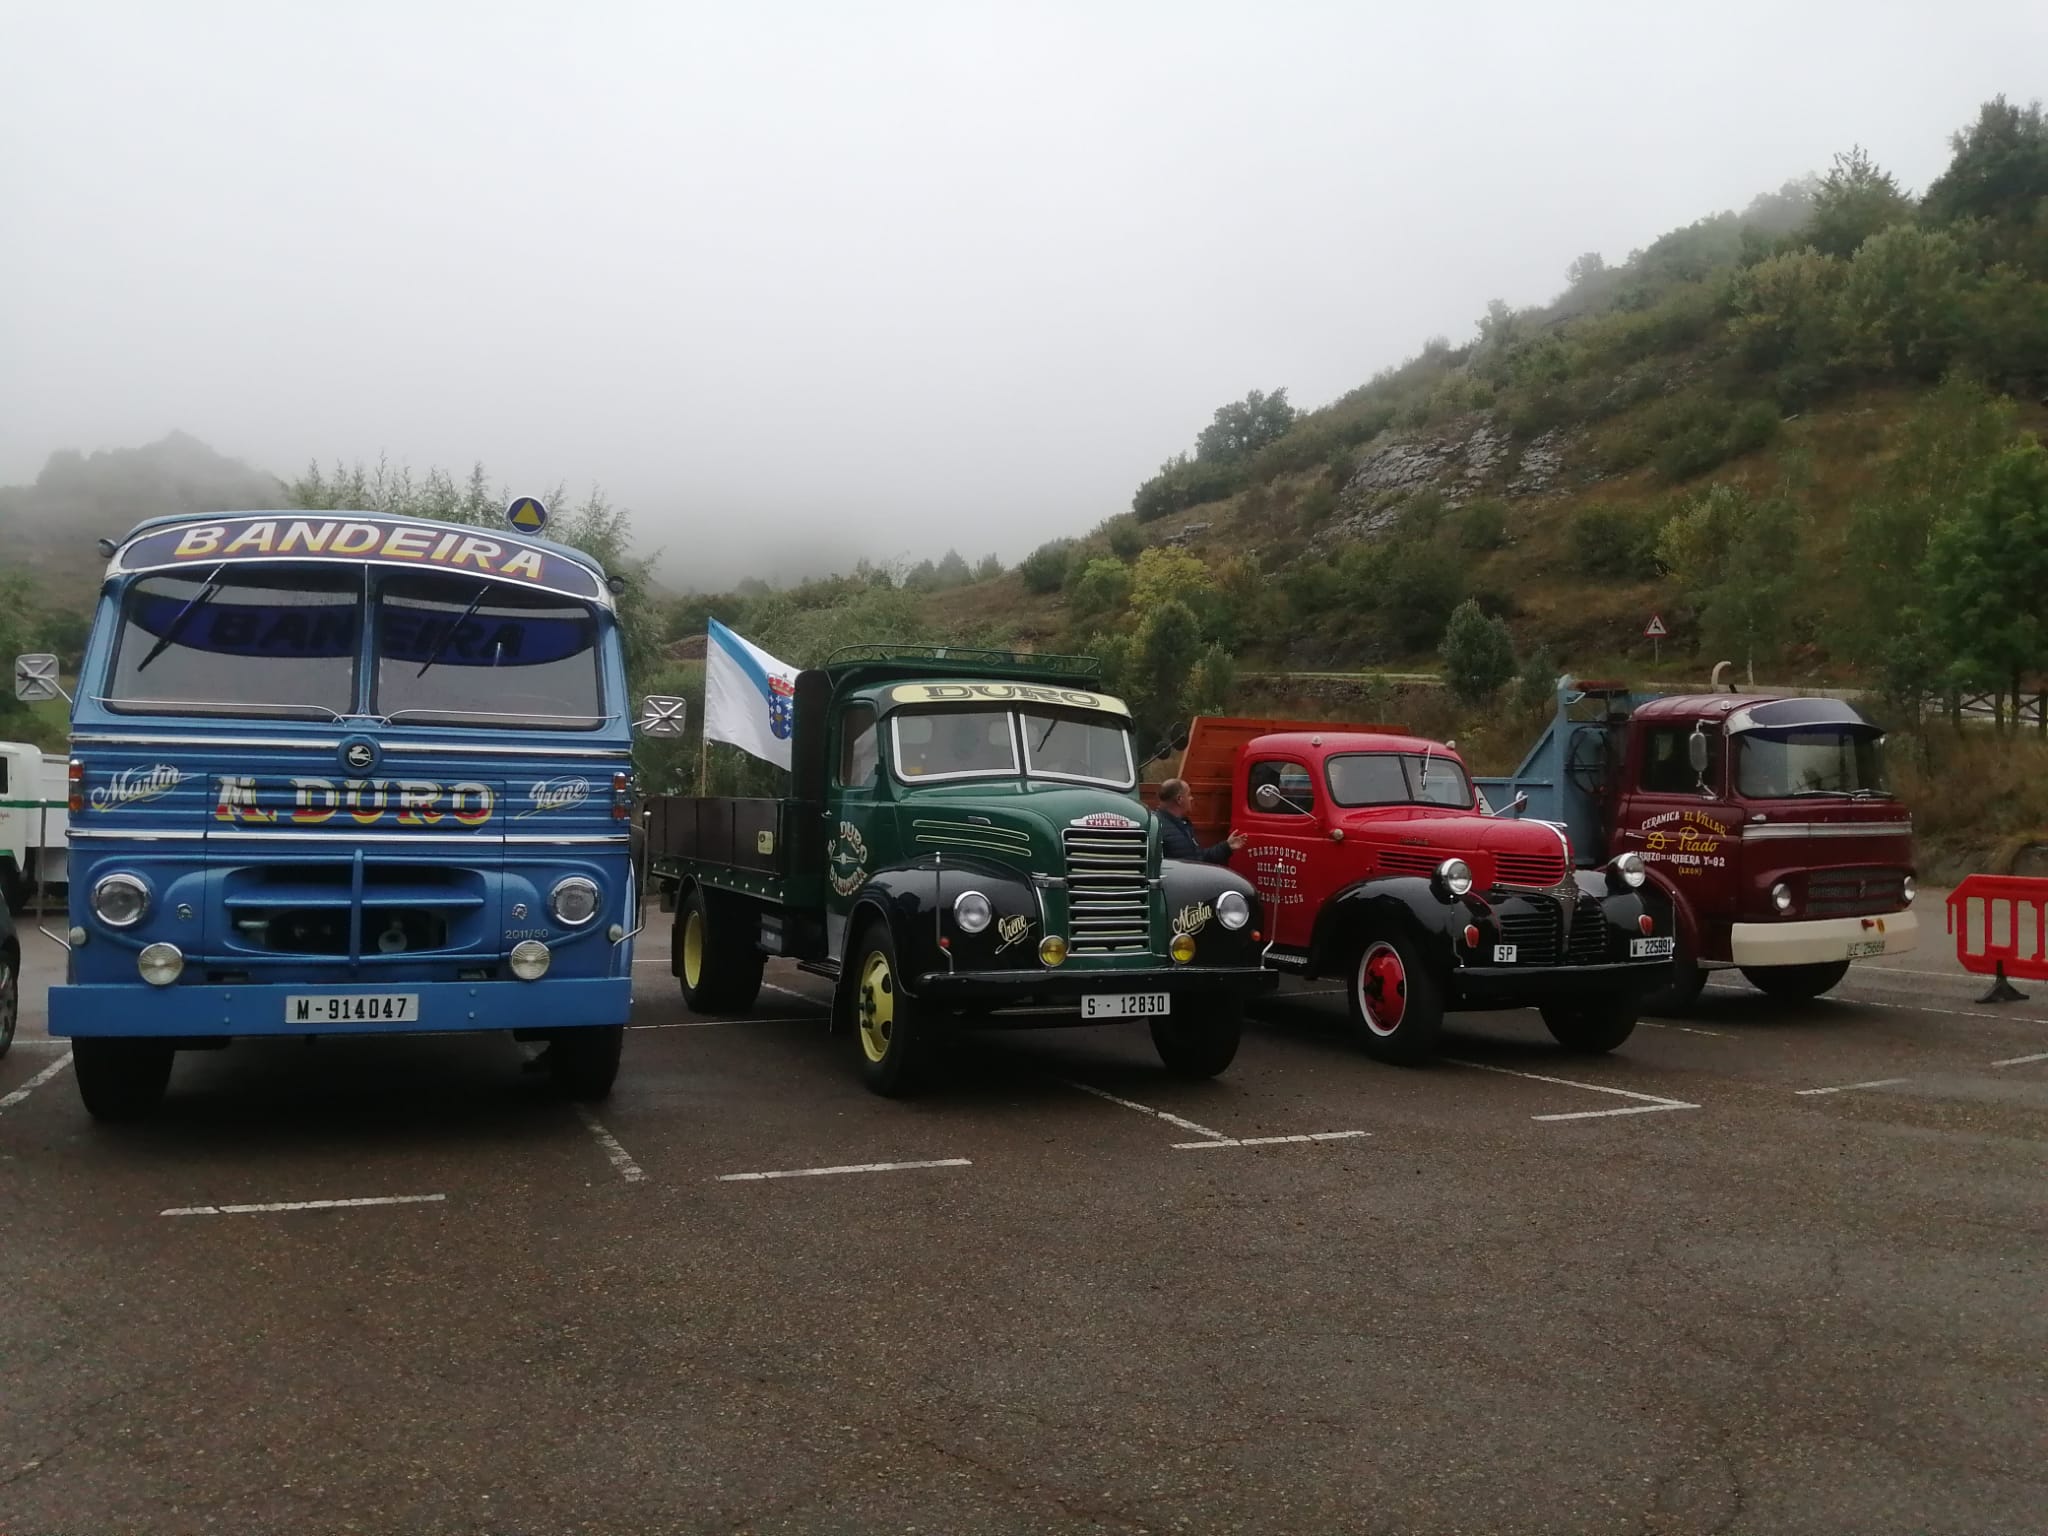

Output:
xmin=0 ymin=943 xmax=18 ymax=1060
xmin=0 ymin=857 xmax=25 ymax=918
xmin=1347 ymin=928 xmax=1444 ymax=1065
xmin=1539 ymin=998 xmax=1639 ymax=1054
xmin=548 ymin=1025 xmax=624 ymax=1101
xmin=74 ymin=1038 xmax=175 ymax=1122
xmin=677 ymin=887 xmax=764 ymax=1015
xmin=1150 ymin=1003 xmax=1242 ymax=1079
xmin=1739 ymin=961 xmax=1851 ymax=1001
xmin=845 ymin=922 xmax=929 ymax=1097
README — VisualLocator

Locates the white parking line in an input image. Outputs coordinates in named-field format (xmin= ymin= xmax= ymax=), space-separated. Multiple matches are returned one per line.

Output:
xmin=716 ymin=1158 xmax=971 ymax=1183
xmin=1057 ymin=1079 xmax=1229 ymax=1142
xmin=1172 ymin=1130 xmax=1370 ymax=1150
xmin=1707 ymin=979 xmax=2046 ymax=1024
xmin=1452 ymin=1060 xmax=1700 ymax=1121
xmin=575 ymin=1106 xmax=647 ymax=1183
xmin=762 ymin=981 xmax=825 ymax=1007
xmin=1638 ymin=1021 xmax=1736 ymax=1039
xmin=0 ymin=1051 xmax=74 ymax=1116
xmin=6 ymin=1037 xmax=71 ymax=1051
xmin=1794 ymin=1078 xmax=1911 ymax=1096
xmin=161 ymin=1194 xmax=446 ymax=1217
xmin=1990 ymin=1052 xmax=2048 ymax=1068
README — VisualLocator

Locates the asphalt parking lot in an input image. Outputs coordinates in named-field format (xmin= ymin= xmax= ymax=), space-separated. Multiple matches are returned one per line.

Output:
xmin=2 ymin=921 xmax=2044 ymax=1535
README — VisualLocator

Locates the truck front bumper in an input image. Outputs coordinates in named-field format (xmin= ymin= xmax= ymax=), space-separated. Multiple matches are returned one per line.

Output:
xmin=46 ymin=977 xmax=633 ymax=1040
xmin=1728 ymin=908 xmax=1918 ymax=968
xmin=913 ymin=963 xmax=1276 ymax=1019
xmin=1450 ymin=959 xmax=1673 ymax=1010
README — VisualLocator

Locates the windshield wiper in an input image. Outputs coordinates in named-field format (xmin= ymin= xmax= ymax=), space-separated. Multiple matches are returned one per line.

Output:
xmin=134 ymin=564 xmax=226 ymax=674
xmin=415 ymin=583 xmax=491 ymax=678
xmin=1788 ymin=787 xmax=1856 ymax=798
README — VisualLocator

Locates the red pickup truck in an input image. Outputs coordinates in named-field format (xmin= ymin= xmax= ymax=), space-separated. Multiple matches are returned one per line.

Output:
xmin=1154 ymin=717 xmax=1676 ymax=1062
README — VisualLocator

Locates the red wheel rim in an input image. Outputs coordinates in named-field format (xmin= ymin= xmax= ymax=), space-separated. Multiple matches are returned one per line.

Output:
xmin=1358 ymin=941 xmax=1407 ymax=1036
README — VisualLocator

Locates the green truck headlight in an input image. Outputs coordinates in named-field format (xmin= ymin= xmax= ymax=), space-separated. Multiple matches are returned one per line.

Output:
xmin=953 ymin=890 xmax=993 ymax=934
xmin=1216 ymin=891 xmax=1250 ymax=930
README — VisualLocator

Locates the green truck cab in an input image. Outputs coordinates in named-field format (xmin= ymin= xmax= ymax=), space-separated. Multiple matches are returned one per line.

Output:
xmin=645 ymin=648 xmax=1275 ymax=1093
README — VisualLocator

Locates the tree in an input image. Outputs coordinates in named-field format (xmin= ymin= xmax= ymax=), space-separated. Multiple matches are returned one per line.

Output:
xmin=1656 ymin=484 xmax=1803 ymax=680
xmin=1730 ymin=248 xmax=1846 ymax=370
xmin=1194 ymin=389 xmax=1297 ymax=466
xmin=1805 ymin=146 xmax=1913 ymax=258
xmin=1925 ymin=438 xmax=2048 ymax=730
xmin=1439 ymin=600 xmax=1516 ymax=704
xmin=973 ymin=553 xmax=1004 ymax=583
xmin=1566 ymin=252 xmax=1607 ymax=288
xmin=1378 ymin=542 xmax=1466 ymax=655
xmin=1129 ymin=546 xmax=1212 ymax=611
xmin=1019 ymin=538 xmax=1077 ymax=594
xmin=933 ymin=548 xmax=971 ymax=588
xmin=1131 ymin=599 xmax=1204 ymax=741
xmin=1068 ymin=558 xmax=1133 ymax=628
xmin=1835 ymin=225 xmax=1964 ymax=379
xmin=1922 ymin=96 xmax=2048 ymax=234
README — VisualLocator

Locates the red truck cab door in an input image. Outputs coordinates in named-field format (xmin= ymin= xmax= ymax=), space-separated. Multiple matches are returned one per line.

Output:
xmin=1237 ymin=755 xmax=1323 ymax=949
xmin=1610 ymin=720 xmax=1740 ymax=960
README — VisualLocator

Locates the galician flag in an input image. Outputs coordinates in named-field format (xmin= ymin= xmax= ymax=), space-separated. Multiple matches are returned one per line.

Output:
xmin=704 ymin=619 xmax=799 ymax=770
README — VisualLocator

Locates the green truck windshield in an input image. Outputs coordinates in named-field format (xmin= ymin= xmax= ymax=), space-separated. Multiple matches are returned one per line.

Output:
xmin=891 ymin=707 xmax=1135 ymax=788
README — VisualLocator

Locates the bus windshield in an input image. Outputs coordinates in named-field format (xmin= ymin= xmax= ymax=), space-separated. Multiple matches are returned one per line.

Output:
xmin=373 ymin=573 xmax=605 ymax=729
xmin=105 ymin=567 xmax=360 ymax=719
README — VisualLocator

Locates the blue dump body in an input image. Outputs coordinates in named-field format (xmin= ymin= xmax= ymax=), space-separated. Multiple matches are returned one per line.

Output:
xmin=1472 ymin=677 xmax=1643 ymax=868
xmin=51 ymin=510 xmax=636 ymax=1045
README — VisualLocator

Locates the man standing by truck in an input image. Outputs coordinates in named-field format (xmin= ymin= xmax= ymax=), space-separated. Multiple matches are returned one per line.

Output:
xmin=1156 ymin=778 xmax=1246 ymax=864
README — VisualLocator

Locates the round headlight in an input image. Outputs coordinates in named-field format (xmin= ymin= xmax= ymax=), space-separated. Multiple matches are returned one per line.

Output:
xmin=1216 ymin=890 xmax=1251 ymax=931
xmin=509 ymin=939 xmax=552 ymax=980
xmin=1436 ymin=858 xmax=1474 ymax=898
xmin=1170 ymin=932 xmax=1198 ymax=964
xmin=1901 ymin=874 xmax=1916 ymax=906
xmin=1038 ymin=935 xmax=1068 ymax=967
xmin=92 ymin=872 xmax=150 ymax=929
xmin=953 ymin=890 xmax=993 ymax=934
xmin=1771 ymin=882 xmax=1793 ymax=914
xmin=137 ymin=942 xmax=183 ymax=987
xmin=1611 ymin=852 xmax=1647 ymax=889
xmin=549 ymin=876 xmax=600 ymax=927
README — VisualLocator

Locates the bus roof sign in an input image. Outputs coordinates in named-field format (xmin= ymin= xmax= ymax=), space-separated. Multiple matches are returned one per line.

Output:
xmin=109 ymin=513 xmax=607 ymax=605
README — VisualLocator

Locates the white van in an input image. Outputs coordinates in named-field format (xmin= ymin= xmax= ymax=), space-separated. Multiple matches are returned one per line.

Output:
xmin=0 ymin=742 xmax=68 ymax=913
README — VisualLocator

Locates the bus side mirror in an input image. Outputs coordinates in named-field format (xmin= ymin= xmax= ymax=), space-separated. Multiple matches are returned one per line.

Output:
xmin=1687 ymin=727 xmax=1710 ymax=774
xmin=637 ymin=695 xmax=688 ymax=736
xmin=13 ymin=654 xmax=65 ymax=704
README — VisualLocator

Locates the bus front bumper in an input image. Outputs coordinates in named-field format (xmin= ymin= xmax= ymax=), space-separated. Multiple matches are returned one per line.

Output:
xmin=46 ymin=977 xmax=633 ymax=1039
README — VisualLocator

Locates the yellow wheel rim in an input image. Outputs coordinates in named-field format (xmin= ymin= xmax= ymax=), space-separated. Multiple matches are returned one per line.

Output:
xmin=857 ymin=950 xmax=895 ymax=1063
xmin=682 ymin=909 xmax=705 ymax=990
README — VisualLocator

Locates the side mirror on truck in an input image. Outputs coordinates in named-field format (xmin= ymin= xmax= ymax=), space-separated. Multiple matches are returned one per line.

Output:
xmin=12 ymin=654 xmax=65 ymax=704
xmin=1688 ymin=725 xmax=1715 ymax=795
xmin=636 ymin=695 xmax=689 ymax=737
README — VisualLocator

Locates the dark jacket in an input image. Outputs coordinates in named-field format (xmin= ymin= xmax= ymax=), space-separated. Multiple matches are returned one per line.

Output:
xmin=1158 ymin=806 xmax=1232 ymax=864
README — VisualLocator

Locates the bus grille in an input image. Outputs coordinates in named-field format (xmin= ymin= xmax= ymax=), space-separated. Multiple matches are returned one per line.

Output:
xmin=1807 ymin=867 xmax=1908 ymax=917
xmin=1062 ymin=827 xmax=1152 ymax=954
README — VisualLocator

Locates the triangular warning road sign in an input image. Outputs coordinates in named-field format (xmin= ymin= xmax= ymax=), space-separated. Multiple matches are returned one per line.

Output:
xmin=1644 ymin=614 xmax=1668 ymax=638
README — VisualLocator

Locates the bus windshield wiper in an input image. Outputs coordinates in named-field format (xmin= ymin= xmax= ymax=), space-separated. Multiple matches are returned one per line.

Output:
xmin=134 ymin=564 xmax=226 ymax=674
xmin=415 ymin=583 xmax=491 ymax=678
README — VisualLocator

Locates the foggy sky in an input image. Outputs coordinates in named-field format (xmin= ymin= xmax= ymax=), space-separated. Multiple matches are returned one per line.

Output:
xmin=2 ymin=2 xmax=2040 ymax=589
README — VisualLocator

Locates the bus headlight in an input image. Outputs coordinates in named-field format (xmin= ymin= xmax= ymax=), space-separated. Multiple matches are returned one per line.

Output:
xmin=1216 ymin=890 xmax=1251 ymax=930
xmin=1610 ymin=852 xmax=1647 ymax=889
xmin=1435 ymin=858 xmax=1474 ymax=899
xmin=137 ymin=942 xmax=184 ymax=987
xmin=549 ymin=877 xmax=600 ymax=927
xmin=1771 ymin=882 xmax=1794 ymax=914
xmin=1901 ymin=874 xmax=1916 ymax=906
xmin=510 ymin=940 xmax=552 ymax=980
xmin=953 ymin=890 xmax=993 ymax=934
xmin=92 ymin=872 xmax=150 ymax=929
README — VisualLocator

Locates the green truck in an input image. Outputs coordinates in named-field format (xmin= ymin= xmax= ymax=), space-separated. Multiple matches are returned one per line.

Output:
xmin=645 ymin=647 xmax=1275 ymax=1093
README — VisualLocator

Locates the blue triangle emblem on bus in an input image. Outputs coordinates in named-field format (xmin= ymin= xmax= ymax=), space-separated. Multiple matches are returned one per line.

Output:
xmin=505 ymin=496 xmax=549 ymax=533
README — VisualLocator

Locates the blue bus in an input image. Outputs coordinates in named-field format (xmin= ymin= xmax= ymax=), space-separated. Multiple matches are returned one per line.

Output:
xmin=14 ymin=509 xmax=664 ymax=1120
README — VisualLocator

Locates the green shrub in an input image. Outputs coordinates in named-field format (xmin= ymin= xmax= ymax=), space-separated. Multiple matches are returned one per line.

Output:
xmin=1440 ymin=600 xmax=1517 ymax=704
xmin=1019 ymin=538 xmax=1077 ymax=594
xmin=1459 ymin=498 xmax=1509 ymax=550
xmin=1103 ymin=515 xmax=1144 ymax=560
xmin=1569 ymin=505 xmax=1665 ymax=578
xmin=1133 ymin=453 xmax=1242 ymax=522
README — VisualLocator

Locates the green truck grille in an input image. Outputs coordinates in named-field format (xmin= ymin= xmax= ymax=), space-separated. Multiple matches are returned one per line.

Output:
xmin=1062 ymin=826 xmax=1151 ymax=954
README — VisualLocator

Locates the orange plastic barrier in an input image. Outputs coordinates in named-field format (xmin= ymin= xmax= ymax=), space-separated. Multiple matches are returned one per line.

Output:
xmin=1945 ymin=874 xmax=2048 ymax=1002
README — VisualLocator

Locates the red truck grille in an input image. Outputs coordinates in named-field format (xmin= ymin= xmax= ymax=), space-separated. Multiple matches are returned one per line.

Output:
xmin=1494 ymin=850 xmax=1569 ymax=890
xmin=1375 ymin=848 xmax=1443 ymax=879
